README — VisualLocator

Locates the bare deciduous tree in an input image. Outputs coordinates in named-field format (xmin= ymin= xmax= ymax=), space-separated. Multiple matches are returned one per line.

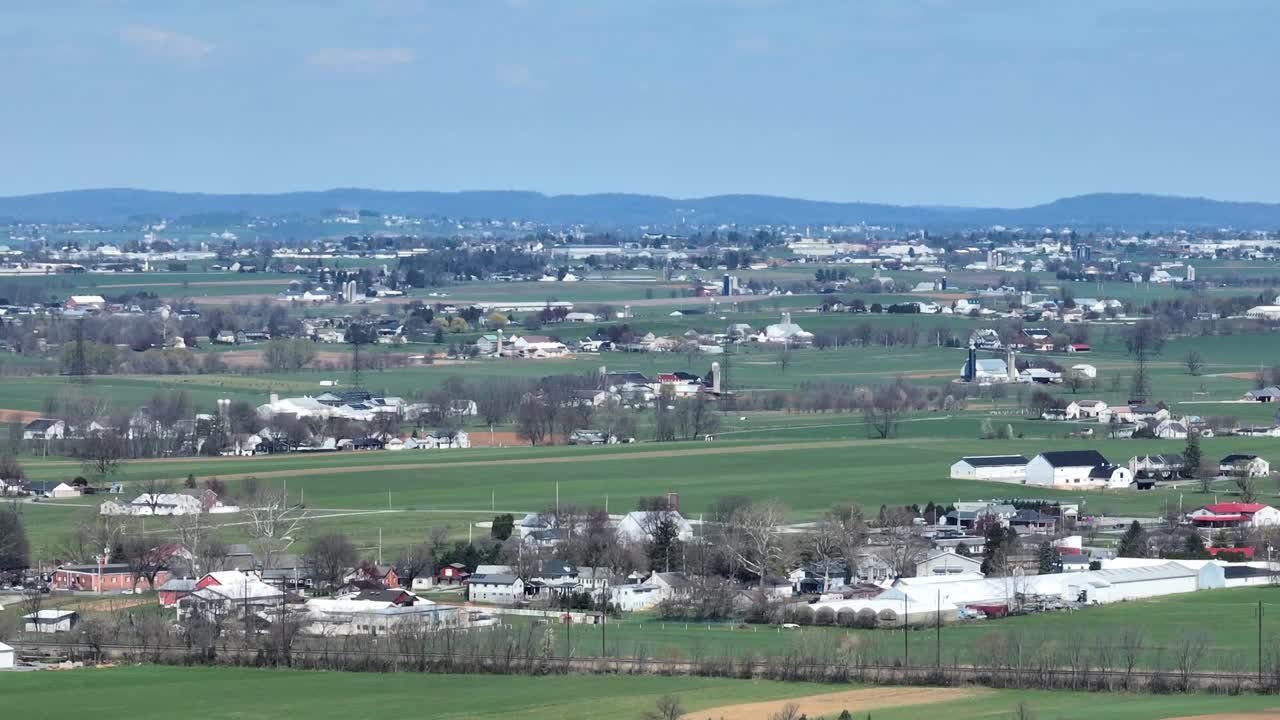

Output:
xmin=725 ymin=501 xmax=788 ymax=581
xmin=642 ymin=695 xmax=685 ymax=720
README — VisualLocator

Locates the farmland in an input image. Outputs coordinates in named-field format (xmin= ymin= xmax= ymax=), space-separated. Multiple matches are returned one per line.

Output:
xmin=1 ymin=666 xmax=1278 ymax=719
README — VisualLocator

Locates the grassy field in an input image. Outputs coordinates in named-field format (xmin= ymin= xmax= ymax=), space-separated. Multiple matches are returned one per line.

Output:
xmin=2 ymin=666 xmax=1278 ymax=719
xmin=534 ymin=586 xmax=1280 ymax=673
xmin=16 ymin=429 xmax=1280 ymax=562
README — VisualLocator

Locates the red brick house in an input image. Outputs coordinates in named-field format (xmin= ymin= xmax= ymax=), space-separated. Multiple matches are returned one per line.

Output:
xmin=51 ymin=563 xmax=171 ymax=592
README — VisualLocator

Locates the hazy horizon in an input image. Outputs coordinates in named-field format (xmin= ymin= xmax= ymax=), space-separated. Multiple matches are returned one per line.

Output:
xmin=5 ymin=1 xmax=1277 ymax=205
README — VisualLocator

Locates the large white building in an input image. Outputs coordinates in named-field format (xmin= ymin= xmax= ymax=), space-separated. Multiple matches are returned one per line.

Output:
xmin=758 ymin=312 xmax=814 ymax=346
xmin=1025 ymin=450 xmax=1132 ymax=489
xmin=949 ymin=455 xmax=1028 ymax=483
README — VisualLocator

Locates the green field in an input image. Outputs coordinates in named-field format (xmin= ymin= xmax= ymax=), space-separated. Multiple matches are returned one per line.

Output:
xmin=529 ymin=586 xmax=1280 ymax=674
xmin=16 ymin=428 xmax=1280 ymax=562
xmin=2 ymin=666 xmax=1278 ymax=719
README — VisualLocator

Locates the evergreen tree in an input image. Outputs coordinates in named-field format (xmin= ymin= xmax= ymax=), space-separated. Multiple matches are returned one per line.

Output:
xmin=1183 ymin=532 xmax=1209 ymax=559
xmin=1116 ymin=520 xmax=1149 ymax=558
xmin=1183 ymin=432 xmax=1202 ymax=479
xmin=490 ymin=513 xmax=515 ymax=541
xmin=1037 ymin=542 xmax=1059 ymax=574
xmin=980 ymin=521 xmax=1008 ymax=575
xmin=0 ymin=508 xmax=28 ymax=572
xmin=646 ymin=516 xmax=683 ymax=573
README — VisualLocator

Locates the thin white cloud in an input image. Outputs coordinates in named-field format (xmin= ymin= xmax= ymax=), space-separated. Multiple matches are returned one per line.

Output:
xmin=307 ymin=47 xmax=415 ymax=70
xmin=119 ymin=25 xmax=216 ymax=63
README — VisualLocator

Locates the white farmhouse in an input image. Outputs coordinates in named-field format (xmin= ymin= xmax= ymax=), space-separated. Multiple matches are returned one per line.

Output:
xmin=617 ymin=511 xmax=694 ymax=544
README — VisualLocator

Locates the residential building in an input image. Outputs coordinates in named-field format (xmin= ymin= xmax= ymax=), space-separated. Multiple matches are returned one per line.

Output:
xmin=22 ymin=418 xmax=65 ymax=440
xmin=1188 ymin=503 xmax=1280 ymax=529
xmin=617 ymin=511 xmax=695 ymax=544
xmin=915 ymin=549 xmax=982 ymax=577
xmin=1220 ymin=454 xmax=1270 ymax=478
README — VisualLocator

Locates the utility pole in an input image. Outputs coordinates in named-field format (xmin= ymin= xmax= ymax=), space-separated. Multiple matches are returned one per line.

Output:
xmin=1259 ymin=601 xmax=1264 ymax=685
xmin=936 ymin=589 xmax=942 ymax=669
xmin=903 ymin=592 xmax=909 ymax=669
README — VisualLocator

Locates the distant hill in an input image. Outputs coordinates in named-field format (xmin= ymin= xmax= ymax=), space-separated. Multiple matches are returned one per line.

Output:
xmin=0 ymin=188 xmax=1277 ymax=229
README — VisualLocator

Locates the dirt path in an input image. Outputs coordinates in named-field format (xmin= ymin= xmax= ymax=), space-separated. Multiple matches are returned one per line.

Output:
xmin=697 ymin=686 xmax=984 ymax=720
xmin=1162 ymin=714 xmax=1280 ymax=720
xmin=0 ymin=408 xmax=44 ymax=423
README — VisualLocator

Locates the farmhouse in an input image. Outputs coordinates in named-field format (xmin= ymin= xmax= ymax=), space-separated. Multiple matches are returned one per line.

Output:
xmin=617 ymin=510 xmax=695 ymax=543
xmin=1220 ymin=454 xmax=1270 ymax=477
xmin=914 ymin=549 xmax=983 ymax=577
xmin=22 ymin=418 xmax=65 ymax=440
xmin=1243 ymin=386 xmax=1280 ymax=402
xmin=949 ymin=455 xmax=1028 ymax=483
xmin=1188 ymin=503 xmax=1280 ymax=529
xmin=466 ymin=573 xmax=524 ymax=605
xmin=1129 ymin=453 xmax=1185 ymax=480
xmin=1025 ymin=450 xmax=1132 ymax=489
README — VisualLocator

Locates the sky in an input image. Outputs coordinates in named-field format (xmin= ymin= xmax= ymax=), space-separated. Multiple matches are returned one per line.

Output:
xmin=2 ymin=0 xmax=1278 ymax=206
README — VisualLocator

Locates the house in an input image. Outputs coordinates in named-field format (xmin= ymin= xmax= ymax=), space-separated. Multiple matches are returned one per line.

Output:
xmin=178 ymin=578 xmax=285 ymax=623
xmin=1070 ymin=400 xmax=1107 ymax=419
xmin=758 ymin=312 xmax=814 ymax=345
xmin=1009 ymin=509 xmax=1058 ymax=534
xmin=51 ymin=563 xmax=168 ymax=592
xmin=213 ymin=330 xmax=237 ymax=344
xmin=915 ymin=549 xmax=982 ymax=577
xmin=1129 ymin=454 xmax=1185 ymax=480
xmin=22 ymin=418 xmax=65 ymax=441
xmin=1070 ymin=364 xmax=1097 ymax=380
xmin=564 ymin=311 xmax=597 ymax=323
xmin=467 ymin=573 xmax=525 ymax=605
xmin=425 ymin=429 xmax=470 ymax=449
xmin=65 ymin=295 xmax=106 ymax=310
xmin=1220 ymin=454 xmax=1270 ymax=478
xmin=949 ymin=455 xmax=1028 ymax=483
xmin=945 ymin=503 xmax=1017 ymax=530
xmin=1188 ymin=503 xmax=1280 ymax=529
xmin=48 ymin=482 xmax=81 ymax=499
xmin=0 ymin=641 xmax=13 ymax=669
xmin=512 ymin=335 xmax=569 ymax=358
xmin=617 ymin=511 xmax=695 ymax=543
xmin=157 ymin=578 xmax=198 ymax=608
xmin=1243 ymin=386 xmax=1280 ymax=402
xmin=438 ymin=562 xmax=470 ymax=585
xmin=23 ymin=609 xmax=79 ymax=633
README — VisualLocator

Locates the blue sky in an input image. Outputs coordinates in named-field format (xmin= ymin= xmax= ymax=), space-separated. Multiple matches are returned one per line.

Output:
xmin=2 ymin=0 xmax=1277 ymax=206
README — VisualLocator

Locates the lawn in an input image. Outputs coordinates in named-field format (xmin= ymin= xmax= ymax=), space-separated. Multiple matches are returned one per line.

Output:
xmin=2 ymin=666 xmax=1278 ymax=719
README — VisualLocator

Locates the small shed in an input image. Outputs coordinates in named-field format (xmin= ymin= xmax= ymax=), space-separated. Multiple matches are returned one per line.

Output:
xmin=23 ymin=609 xmax=79 ymax=633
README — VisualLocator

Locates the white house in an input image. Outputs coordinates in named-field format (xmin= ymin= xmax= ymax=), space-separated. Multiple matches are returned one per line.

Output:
xmin=48 ymin=482 xmax=81 ymax=499
xmin=1070 ymin=364 xmax=1097 ymax=380
xmin=949 ymin=455 xmax=1028 ymax=483
xmin=617 ymin=511 xmax=694 ymax=544
xmin=758 ymin=312 xmax=814 ymax=346
xmin=563 ymin=312 xmax=597 ymax=323
xmin=0 ymin=640 xmax=14 ymax=669
xmin=1220 ymin=454 xmax=1271 ymax=478
xmin=22 ymin=418 xmax=66 ymax=441
xmin=1025 ymin=450 xmax=1132 ymax=489
xmin=1067 ymin=400 xmax=1107 ymax=419
xmin=466 ymin=573 xmax=524 ymax=605
xmin=914 ymin=549 xmax=983 ymax=577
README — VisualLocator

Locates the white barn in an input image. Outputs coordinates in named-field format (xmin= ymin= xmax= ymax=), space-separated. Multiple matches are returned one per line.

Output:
xmin=1025 ymin=450 xmax=1132 ymax=489
xmin=949 ymin=455 xmax=1028 ymax=483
